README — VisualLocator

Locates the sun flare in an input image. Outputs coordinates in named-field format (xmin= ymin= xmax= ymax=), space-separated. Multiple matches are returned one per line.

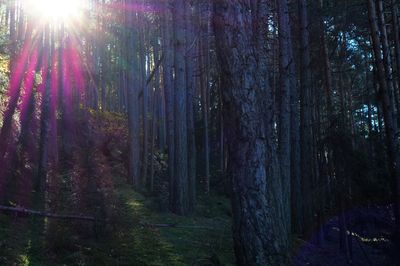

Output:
xmin=24 ymin=0 xmax=83 ymax=23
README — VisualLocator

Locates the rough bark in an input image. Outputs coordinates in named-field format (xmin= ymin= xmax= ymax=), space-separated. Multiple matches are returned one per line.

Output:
xmin=213 ymin=1 xmax=288 ymax=264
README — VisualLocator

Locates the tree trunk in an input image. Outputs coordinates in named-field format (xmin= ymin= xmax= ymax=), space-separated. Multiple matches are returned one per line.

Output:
xmin=368 ymin=0 xmax=400 ymax=241
xmin=199 ymin=3 xmax=211 ymax=193
xmin=186 ymin=1 xmax=196 ymax=212
xmin=213 ymin=1 xmax=288 ymax=264
xmin=126 ymin=3 xmax=141 ymax=188
xmin=0 ymin=23 xmax=33 ymax=160
xmin=391 ymin=0 xmax=400 ymax=99
xmin=162 ymin=1 xmax=175 ymax=211
xmin=171 ymin=0 xmax=188 ymax=215
xmin=299 ymin=0 xmax=314 ymax=236
xmin=377 ymin=0 xmax=397 ymax=119
xmin=36 ymin=25 xmax=52 ymax=209
xmin=277 ymin=0 xmax=294 ymax=237
xmin=139 ymin=16 xmax=149 ymax=188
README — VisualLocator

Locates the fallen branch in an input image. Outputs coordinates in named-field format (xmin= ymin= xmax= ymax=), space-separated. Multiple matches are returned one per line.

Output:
xmin=0 ymin=205 xmax=216 ymax=230
xmin=139 ymin=221 xmax=213 ymax=230
xmin=354 ymin=233 xmax=373 ymax=266
xmin=146 ymin=54 xmax=164 ymax=86
xmin=138 ymin=54 xmax=165 ymax=98
xmin=0 ymin=205 xmax=103 ymax=222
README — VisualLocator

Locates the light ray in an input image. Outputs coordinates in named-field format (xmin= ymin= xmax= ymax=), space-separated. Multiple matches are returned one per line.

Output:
xmin=24 ymin=0 xmax=84 ymax=24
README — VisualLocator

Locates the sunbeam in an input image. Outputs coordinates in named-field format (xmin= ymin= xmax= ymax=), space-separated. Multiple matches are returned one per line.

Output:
xmin=23 ymin=0 xmax=84 ymax=24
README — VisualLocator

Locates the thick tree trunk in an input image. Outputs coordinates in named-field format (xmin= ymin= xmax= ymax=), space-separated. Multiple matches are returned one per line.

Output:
xmin=213 ymin=1 xmax=288 ymax=264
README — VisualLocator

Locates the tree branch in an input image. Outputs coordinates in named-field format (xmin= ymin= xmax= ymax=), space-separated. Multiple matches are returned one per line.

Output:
xmin=139 ymin=221 xmax=213 ymax=230
xmin=0 ymin=205 xmax=103 ymax=222
xmin=138 ymin=54 xmax=164 ymax=98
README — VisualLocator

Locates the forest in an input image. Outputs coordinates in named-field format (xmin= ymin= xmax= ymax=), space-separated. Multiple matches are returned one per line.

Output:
xmin=0 ymin=0 xmax=399 ymax=265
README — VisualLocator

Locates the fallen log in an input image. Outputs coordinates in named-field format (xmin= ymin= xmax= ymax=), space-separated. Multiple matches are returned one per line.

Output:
xmin=0 ymin=205 xmax=103 ymax=222
xmin=139 ymin=221 xmax=213 ymax=230
xmin=0 ymin=205 xmax=215 ymax=230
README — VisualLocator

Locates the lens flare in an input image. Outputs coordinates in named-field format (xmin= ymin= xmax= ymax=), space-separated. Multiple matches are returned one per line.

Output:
xmin=24 ymin=0 xmax=83 ymax=23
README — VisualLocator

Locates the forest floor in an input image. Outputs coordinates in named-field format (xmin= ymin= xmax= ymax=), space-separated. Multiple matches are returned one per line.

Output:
xmin=2 ymin=188 xmax=397 ymax=266
xmin=0 ymin=110 xmax=398 ymax=265
xmin=0 ymin=174 xmax=235 ymax=265
xmin=294 ymin=205 xmax=399 ymax=265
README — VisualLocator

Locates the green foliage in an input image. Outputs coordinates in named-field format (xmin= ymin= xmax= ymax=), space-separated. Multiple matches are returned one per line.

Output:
xmin=0 ymin=23 xmax=8 ymax=54
xmin=116 ymin=182 xmax=234 ymax=266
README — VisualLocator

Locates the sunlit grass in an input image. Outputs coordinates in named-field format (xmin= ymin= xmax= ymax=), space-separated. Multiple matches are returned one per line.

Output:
xmin=115 ymin=176 xmax=234 ymax=265
xmin=17 ymin=254 xmax=29 ymax=266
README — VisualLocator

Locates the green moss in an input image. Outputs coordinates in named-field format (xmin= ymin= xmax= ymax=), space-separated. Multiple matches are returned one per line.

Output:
xmin=113 ymin=181 xmax=234 ymax=265
xmin=0 ymin=180 xmax=234 ymax=266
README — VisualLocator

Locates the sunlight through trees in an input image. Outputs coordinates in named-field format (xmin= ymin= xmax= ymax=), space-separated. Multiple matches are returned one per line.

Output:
xmin=0 ymin=0 xmax=399 ymax=265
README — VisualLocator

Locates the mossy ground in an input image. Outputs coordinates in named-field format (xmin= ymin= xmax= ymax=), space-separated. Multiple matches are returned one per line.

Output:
xmin=0 ymin=176 xmax=234 ymax=266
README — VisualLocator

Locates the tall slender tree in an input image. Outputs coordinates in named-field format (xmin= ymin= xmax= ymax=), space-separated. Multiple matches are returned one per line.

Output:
xmin=299 ymin=0 xmax=314 ymax=235
xmin=126 ymin=1 xmax=141 ymax=188
xmin=367 ymin=0 xmax=400 ymax=242
xmin=277 ymin=0 xmax=295 ymax=237
xmin=171 ymin=0 xmax=189 ymax=214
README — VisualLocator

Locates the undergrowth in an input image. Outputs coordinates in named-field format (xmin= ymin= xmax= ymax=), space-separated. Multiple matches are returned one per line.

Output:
xmin=0 ymin=179 xmax=234 ymax=265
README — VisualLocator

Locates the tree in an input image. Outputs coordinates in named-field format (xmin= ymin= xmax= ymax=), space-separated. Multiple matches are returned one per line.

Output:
xmin=126 ymin=1 xmax=141 ymax=188
xmin=298 ymin=0 xmax=314 ymax=235
xmin=213 ymin=0 xmax=289 ymax=264
xmin=171 ymin=0 xmax=189 ymax=215
xmin=186 ymin=1 xmax=197 ymax=212
xmin=367 ymin=0 xmax=400 ymax=242
xmin=277 ymin=0 xmax=295 ymax=237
